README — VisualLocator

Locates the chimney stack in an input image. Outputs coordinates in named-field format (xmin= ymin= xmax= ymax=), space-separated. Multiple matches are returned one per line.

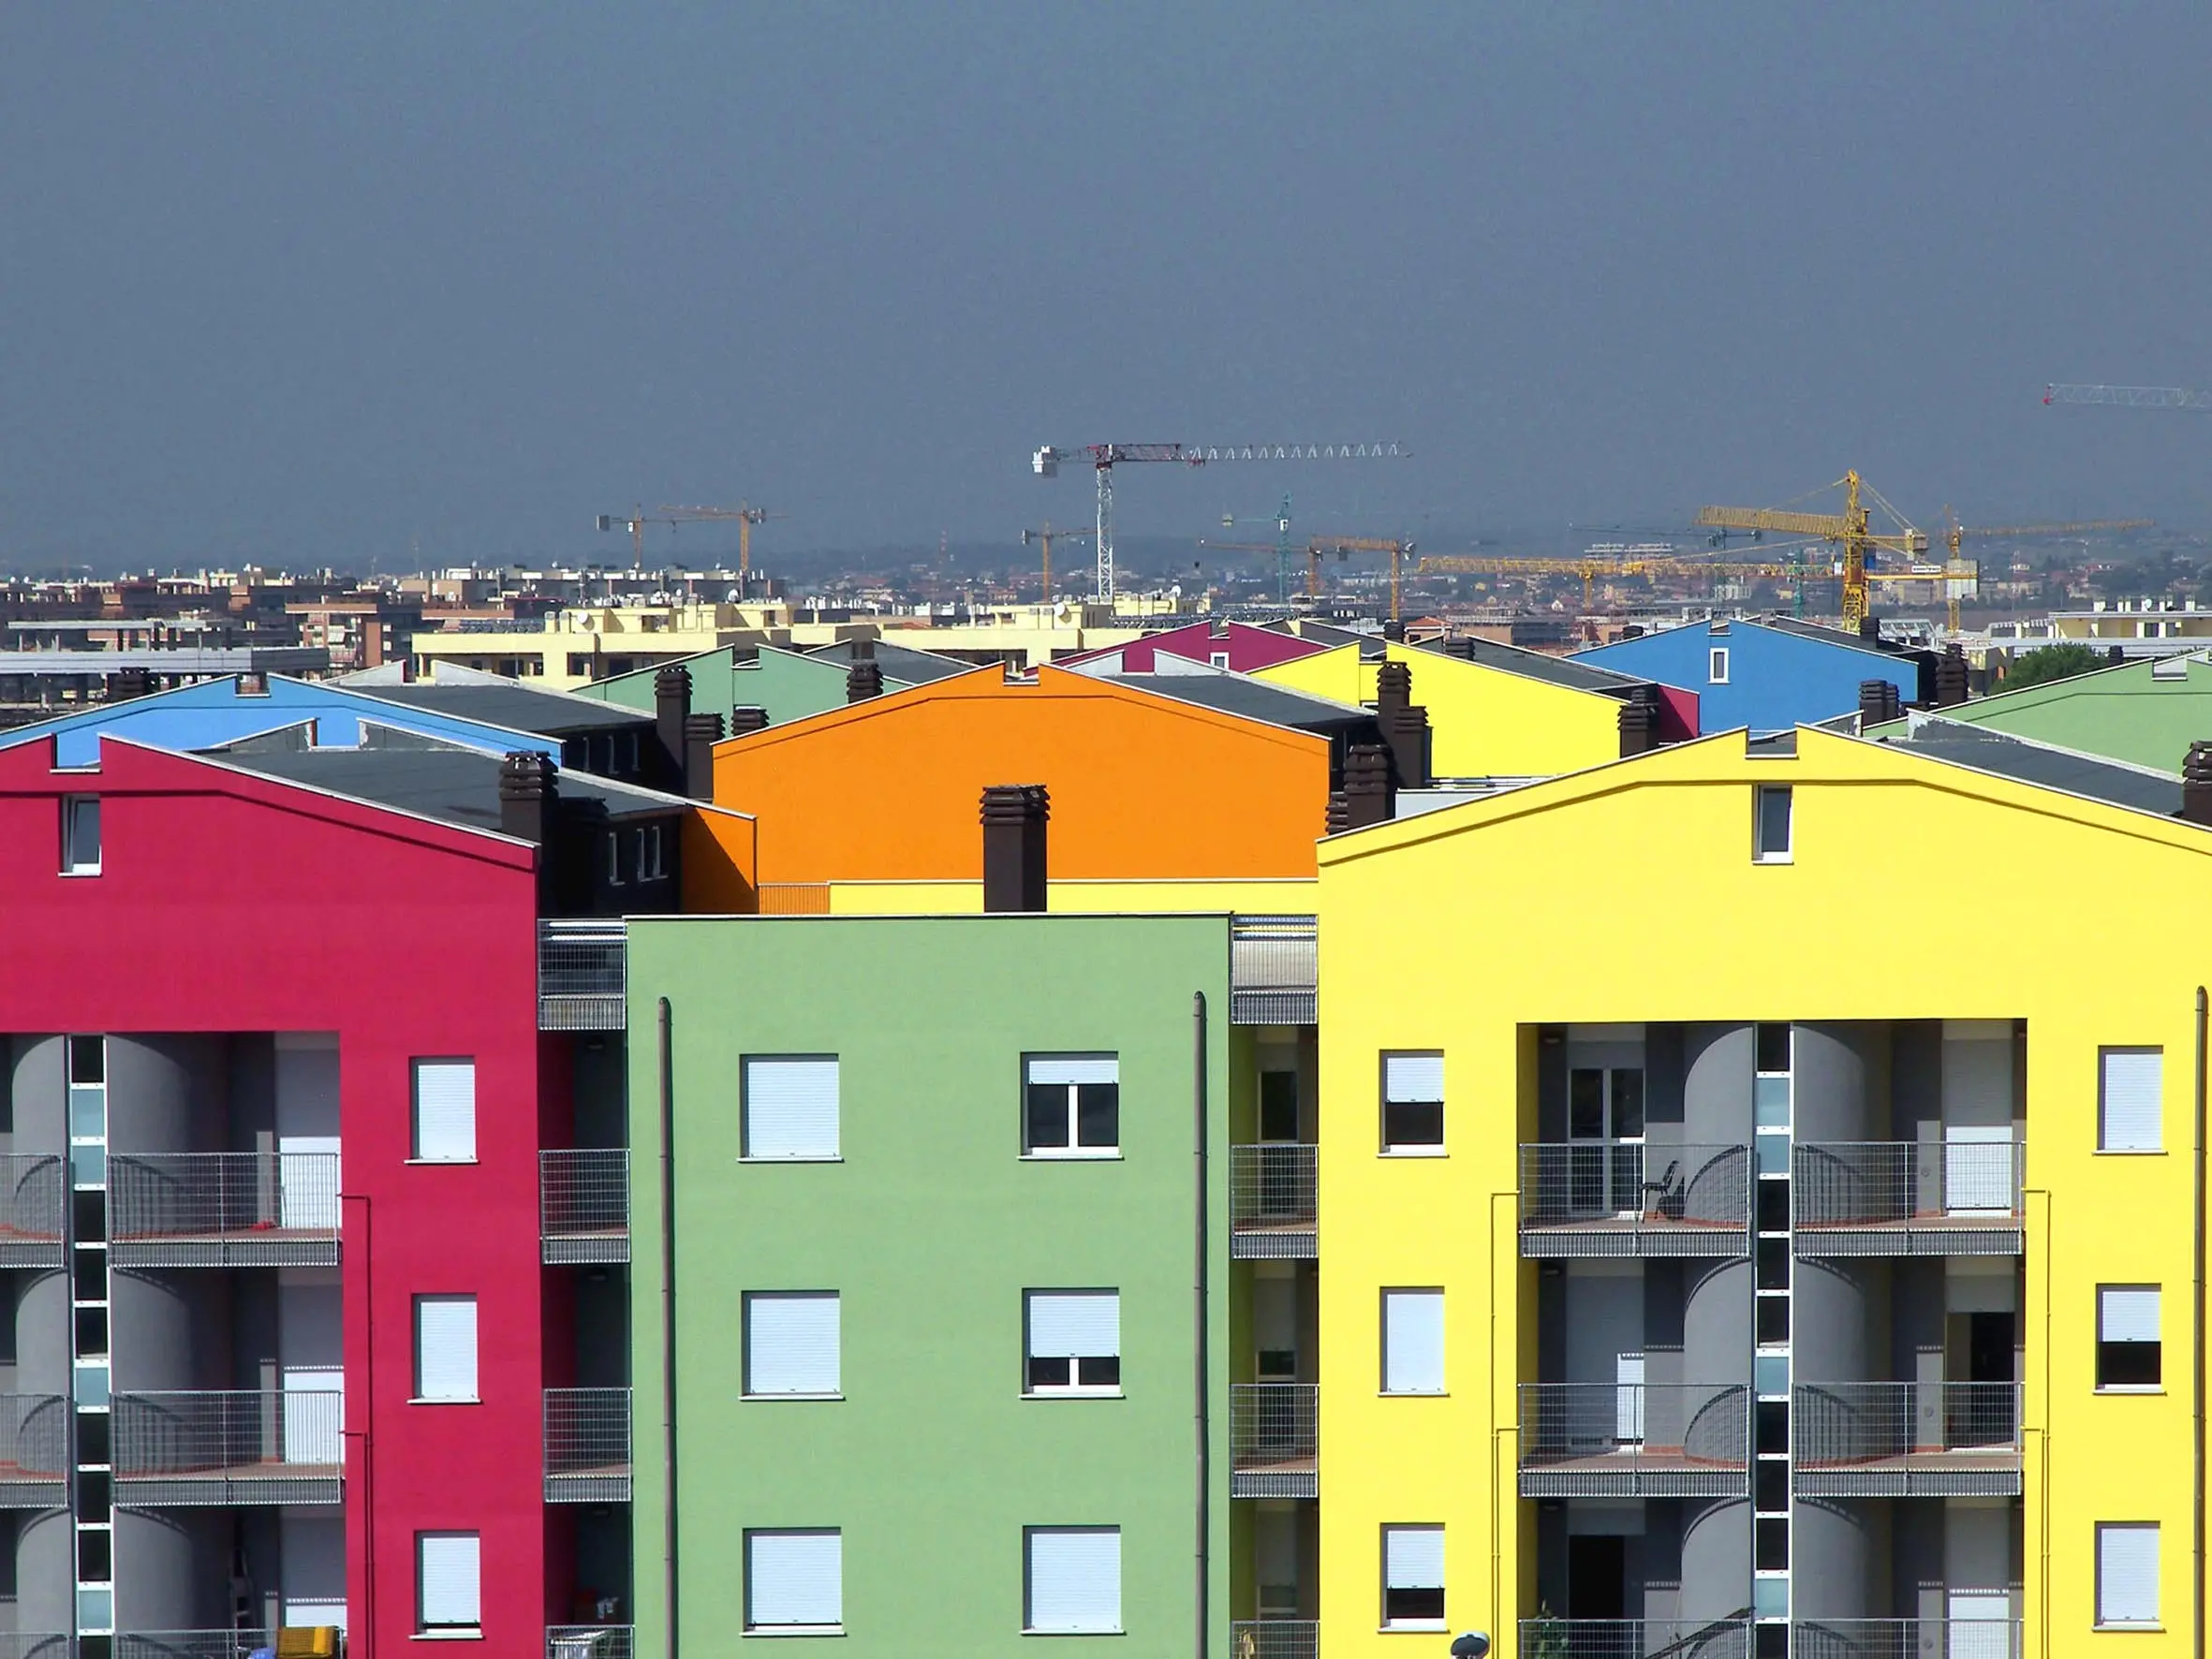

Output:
xmin=1328 ymin=743 xmax=1395 ymax=833
xmin=107 ymin=667 xmax=154 ymax=703
xmin=1618 ymin=699 xmax=1656 ymax=757
xmin=1382 ymin=620 xmax=1407 ymax=643
xmin=1374 ymin=663 xmax=1430 ymax=788
xmin=683 ymin=712 xmax=724 ymax=801
xmin=729 ymin=705 xmax=771 ymax=737
xmin=847 ymin=660 xmax=884 ymax=702
xmin=981 ymin=785 xmax=1050 ymax=913
xmin=2185 ymin=743 xmax=2212 ymax=827
xmin=1936 ymin=643 xmax=1969 ymax=708
xmin=499 ymin=750 xmax=556 ymax=846
xmin=1859 ymin=614 xmax=1882 ymax=643
xmin=1859 ymin=679 xmax=1895 ymax=728
xmin=655 ymin=667 xmax=692 ymax=787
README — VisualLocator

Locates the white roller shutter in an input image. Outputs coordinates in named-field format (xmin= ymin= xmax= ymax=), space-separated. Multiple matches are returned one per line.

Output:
xmin=2100 ymin=1050 xmax=2162 ymax=1152
xmin=1025 ymin=1057 xmax=1119 ymax=1087
xmin=413 ymin=1296 xmax=478 ymax=1402
xmin=1384 ymin=1525 xmax=1445 ymax=1589
xmin=418 ymin=1532 xmax=480 ymax=1628
xmin=1026 ymin=1528 xmax=1122 ymax=1633
xmin=746 ymin=1294 xmax=841 ymax=1395
xmin=1384 ymin=1054 xmax=1444 ymax=1104
xmin=1028 ymin=1292 xmax=1120 ymax=1358
xmin=747 ymin=1531 xmax=843 ymax=1627
xmin=412 ymin=1060 xmax=477 ymax=1162
xmin=2098 ymin=1523 xmax=2159 ymax=1626
xmin=745 ymin=1058 xmax=840 ymax=1160
xmin=1382 ymin=1290 xmax=1445 ymax=1395
xmin=2100 ymin=1287 xmax=2160 ymax=1343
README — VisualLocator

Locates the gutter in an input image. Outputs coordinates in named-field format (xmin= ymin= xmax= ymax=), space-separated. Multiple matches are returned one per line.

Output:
xmin=660 ymin=996 xmax=682 ymax=1659
xmin=1193 ymin=991 xmax=1210 ymax=1659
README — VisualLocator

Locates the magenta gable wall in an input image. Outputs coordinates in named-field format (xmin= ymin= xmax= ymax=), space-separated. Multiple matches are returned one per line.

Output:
xmin=1075 ymin=622 xmax=1328 ymax=674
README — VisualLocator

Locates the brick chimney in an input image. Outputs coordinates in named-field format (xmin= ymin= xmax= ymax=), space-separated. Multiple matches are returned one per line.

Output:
xmin=1936 ymin=643 xmax=1969 ymax=708
xmin=1374 ymin=661 xmax=1432 ymax=788
xmin=499 ymin=751 xmax=555 ymax=844
xmin=1327 ymin=743 xmax=1395 ymax=832
xmin=729 ymin=705 xmax=770 ymax=737
xmin=981 ymin=785 xmax=1050 ymax=913
xmin=655 ymin=667 xmax=692 ymax=787
xmin=847 ymin=660 xmax=884 ymax=702
xmin=107 ymin=667 xmax=154 ymax=703
xmin=1618 ymin=699 xmax=1656 ymax=757
xmin=683 ymin=712 xmax=723 ymax=801
xmin=2185 ymin=742 xmax=2212 ymax=827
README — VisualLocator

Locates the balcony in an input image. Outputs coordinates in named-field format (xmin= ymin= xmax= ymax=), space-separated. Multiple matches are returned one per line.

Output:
xmin=1518 ymin=1383 xmax=1750 ymax=1498
xmin=546 ymin=1387 xmax=632 ymax=1503
xmin=0 ymin=1640 xmax=66 ymax=1659
xmin=117 ymin=1637 xmax=276 ymax=1659
xmin=0 ymin=1395 xmax=67 ymax=1508
xmin=1519 ymin=1143 xmax=1750 ymax=1258
xmin=1792 ymin=1620 xmax=2021 ymax=1659
xmin=543 ymin=1149 xmax=630 ymax=1265
xmin=0 ymin=1156 xmax=64 ymax=1268
xmin=1793 ymin=1382 xmax=2023 ymax=1497
xmin=114 ymin=1388 xmax=344 ymax=1505
xmin=1231 ymin=1144 xmax=1317 ymax=1259
xmin=541 ymin=918 xmax=627 ymax=1030
xmin=551 ymin=1629 xmax=635 ymax=1659
xmin=1792 ymin=1140 xmax=2024 ymax=1255
xmin=1231 ymin=1383 xmax=1317 ymax=1498
xmin=109 ymin=1152 xmax=340 ymax=1268
xmin=1231 ymin=915 xmax=1317 ymax=1025
xmin=1518 ymin=1619 xmax=1753 ymax=1659
xmin=1231 ymin=1622 xmax=1318 ymax=1659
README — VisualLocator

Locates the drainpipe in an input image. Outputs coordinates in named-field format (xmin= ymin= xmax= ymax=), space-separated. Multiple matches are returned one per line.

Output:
xmin=1193 ymin=991 xmax=1210 ymax=1659
xmin=341 ymin=1193 xmax=373 ymax=1651
xmin=660 ymin=997 xmax=681 ymax=1659
xmin=2195 ymin=987 xmax=2206 ymax=1659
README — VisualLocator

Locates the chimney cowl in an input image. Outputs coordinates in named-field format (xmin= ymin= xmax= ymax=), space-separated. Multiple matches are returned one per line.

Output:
xmin=981 ymin=784 xmax=1050 ymax=912
xmin=729 ymin=705 xmax=771 ymax=736
xmin=1375 ymin=660 xmax=1412 ymax=714
xmin=682 ymin=712 xmax=724 ymax=802
xmin=1617 ymin=699 xmax=1656 ymax=758
xmin=847 ymin=660 xmax=884 ymax=702
xmin=1337 ymin=742 xmax=1395 ymax=830
xmin=2184 ymin=741 xmax=2212 ymax=827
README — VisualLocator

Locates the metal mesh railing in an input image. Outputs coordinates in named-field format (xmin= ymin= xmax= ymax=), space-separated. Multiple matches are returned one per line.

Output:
xmin=1231 ymin=1144 xmax=1317 ymax=1237
xmin=1794 ymin=1141 xmax=2024 ymax=1232
xmin=0 ymin=1156 xmax=63 ymax=1263
xmin=550 ymin=1628 xmax=635 ymax=1659
xmin=0 ymin=1634 xmax=68 ymax=1659
xmin=1793 ymin=1383 xmax=2021 ymax=1478
xmin=540 ymin=918 xmax=627 ymax=1029
xmin=110 ymin=1153 xmax=340 ymax=1265
xmin=1519 ymin=1384 xmax=1749 ymax=1493
xmin=1231 ymin=915 xmax=1318 ymax=1023
xmin=542 ymin=1149 xmax=630 ymax=1264
xmin=116 ymin=1632 xmax=275 ymax=1659
xmin=0 ymin=1394 xmax=67 ymax=1496
xmin=115 ymin=1389 xmax=344 ymax=1500
xmin=1231 ymin=1383 xmax=1318 ymax=1467
xmin=545 ymin=1387 xmax=632 ymax=1502
xmin=1792 ymin=1619 xmax=2020 ymax=1659
xmin=1519 ymin=1144 xmax=1749 ymax=1247
xmin=1231 ymin=1621 xmax=1318 ymax=1659
xmin=1518 ymin=1618 xmax=1753 ymax=1659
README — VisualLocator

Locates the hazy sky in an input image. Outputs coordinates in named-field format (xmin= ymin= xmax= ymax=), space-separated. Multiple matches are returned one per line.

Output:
xmin=5 ymin=4 xmax=2211 ymax=572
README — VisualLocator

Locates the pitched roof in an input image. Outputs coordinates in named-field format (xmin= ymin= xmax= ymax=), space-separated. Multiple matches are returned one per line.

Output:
xmin=1875 ymin=717 xmax=2180 ymax=817
xmin=1416 ymin=634 xmax=1644 ymax=694
xmin=351 ymin=680 xmax=652 ymax=735
xmin=804 ymin=638 xmax=973 ymax=683
xmin=1096 ymin=669 xmax=1378 ymax=736
xmin=210 ymin=742 xmax=687 ymax=833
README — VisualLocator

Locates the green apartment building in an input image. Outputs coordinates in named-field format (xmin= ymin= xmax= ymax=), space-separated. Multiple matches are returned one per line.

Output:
xmin=626 ymin=911 xmax=1254 ymax=1655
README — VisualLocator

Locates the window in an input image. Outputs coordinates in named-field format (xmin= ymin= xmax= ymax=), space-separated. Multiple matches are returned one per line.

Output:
xmin=1024 ymin=1056 xmax=1119 ymax=1156
xmin=1709 ymin=647 xmax=1730 ymax=683
xmin=2100 ymin=1048 xmax=2162 ymax=1152
xmin=412 ymin=1295 xmax=479 ymax=1402
xmin=410 ymin=1060 xmax=477 ymax=1163
xmin=1753 ymin=785 xmax=1792 ymax=863
xmin=1380 ymin=1053 xmax=1444 ymax=1152
xmin=2098 ymin=1286 xmax=2160 ymax=1389
xmin=1381 ymin=1290 xmax=1445 ymax=1395
xmin=417 ymin=1532 xmax=481 ymax=1634
xmin=61 ymin=797 xmax=100 ymax=875
xmin=745 ymin=1293 xmax=842 ymax=1397
xmin=745 ymin=1530 xmax=843 ymax=1632
xmin=2096 ymin=1522 xmax=2159 ymax=1628
xmin=743 ymin=1058 xmax=840 ymax=1161
xmin=641 ymin=823 xmax=665 ymax=881
xmin=1025 ymin=1527 xmax=1122 ymax=1634
xmin=1381 ymin=1524 xmax=1445 ymax=1627
xmin=605 ymin=830 xmax=625 ymax=887
xmin=1025 ymin=1291 xmax=1121 ymax=1393
xmin=1210 ymin=652 xmax=1231 ymax=668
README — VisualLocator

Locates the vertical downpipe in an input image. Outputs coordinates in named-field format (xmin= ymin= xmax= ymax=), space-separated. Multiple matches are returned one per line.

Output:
xmin=1193 ymin=991 xmax=1210 ymax=1659
xmin=660 ymin=997 xmax=681 ymax=1659
xmin=2194 ymin=987 xmax=2206 ymax=1659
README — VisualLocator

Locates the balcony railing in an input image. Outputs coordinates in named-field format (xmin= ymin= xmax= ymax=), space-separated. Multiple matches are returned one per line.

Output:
xmin=114 ymin=1388 xmax=344 ymax=1505
xmin=1231 ymin=915 xmax=1317 ymax=1025
xmin=0 ymin=1395 xmax=67 ymax=1508
xmin=550 ymin=1627 xmax=635 ymax=1659
xmin=109 ymin=1152 xmax=340 ymax=1268
xmin=0 ymin=1156 xmax=64 ymax=1267
xmin=1519 ymin=1383 xmax=1750 ymax=1498
xmin=542 ymin=1149 xmax=630 ymax=1264
xmin=540 ymin=918 xmax=627 ymax=1030
xmin=1231 ymin=1144 xmax=1317 ymax=1259
xmin=1793 ymin=1382 xmax=2023 ymax=1497
xmin=1231 ymin=1382 xmax=1317 ymax=1499
xmin=1231 ymin=1621 xmax=1318 ymax=1659
xmin=546 ymin=1387 xmax=632 ymax=1503
xmin=116 ymin=1636 xmax=275 ymax=1659
xmin=1518 ymin=1618 xmax=1753 ymax=1659
xmin=1519 ymin=1143 xmax=1750 ymax=1258
xmin=0 ymin=1639 xmax=67 ymax=1659
xmin=1793 ymin=1140 xmax=2025 ymax=1255
xmin=1791 ymin=1620 xmax=2022 ymax=1659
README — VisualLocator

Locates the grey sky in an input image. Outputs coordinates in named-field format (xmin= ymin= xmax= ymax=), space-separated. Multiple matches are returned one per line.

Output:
xmin=5 ymin=3 xmax=2210 ymax=572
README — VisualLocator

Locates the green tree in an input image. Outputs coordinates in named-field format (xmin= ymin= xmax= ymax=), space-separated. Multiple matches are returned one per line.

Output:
xmin=1997 ymin=642 xmax=2110 ymax=691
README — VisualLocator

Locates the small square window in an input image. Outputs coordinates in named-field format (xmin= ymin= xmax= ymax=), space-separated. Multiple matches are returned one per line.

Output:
xmin=2098 ymin=1285 xmax=2160 ymax=1389
xmin=1381 ymin=1524 xmax=1445 ymax=1628
xmin=1753 ymin=785 xmax=1792 ymax=863
xmin=1025 ymin=1290 xmax=1120 ymax=1393
xmin=1025 ymin=1527 xmax=1122 ymax=1634
xmin=1380 ymin=1052 xmax=1444 ymax=1152
xmin=62 ymin=797 xmax=101 ymax=875
xmin=1024 ymin=1056 xmax=1119 ymax=1155
xmin=746 ymin=1529 xmax=843 ymax=1632
xmin=745 ymin=1292 xmax=842 ymax=1397
xmin=743 ymin=1057 xmax=840 ymax=1161
xmin=1709 ymin=647 xmax=1730 ymax=684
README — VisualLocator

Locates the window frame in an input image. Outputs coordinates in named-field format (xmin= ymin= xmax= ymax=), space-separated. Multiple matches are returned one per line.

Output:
xmin=2098 ymin=1047 xmax=2164 ymax=1153
xmin=1379 ymin=1051 xmax=1446 ymax=1156
xmin=741 ymin=1055 xmax=842 ymax=1163
xmin=2096 ymin=1285 xmax=2162 ymax=1392
xmin=1380 ymin=1523 xmax=1447 ymax=1630
xmin=411 ymin=1293 xmax=480 ymax=1404
xmin=2095 ymin=1521 xmax=2160 ymax=1629
xmin=1024 ymin=1525 xmax=1124 ymax=1636
xmin=1380 ymin=1288 xmax=1446 ymax=1397
xmin=408 ymin=1057 xmax=478 ymax=1165
xmin=416 ymin=1530 xmax=482 ymax=1636
xmin=1022 ymin=1054 xmax=1122 ymax=1160
xmin=61 ymin=795 xmax=101 ymax=876
xmin=1024 ymin=1289 xmax=1123 ymax=1397
xmin=1708 ymin=646 xmax=1730 ymax=684
xmin=744 ymin=1528 xmax=845 ymax=1635
xmin=744 ymin=1291 xmax=844 ymax=1401
xmin=1752 ymin=785 xmax=1792 ymax=864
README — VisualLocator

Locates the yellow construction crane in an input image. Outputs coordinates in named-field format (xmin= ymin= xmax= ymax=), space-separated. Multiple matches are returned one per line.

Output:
xmin=1913 ymin=515 xmax=2152 ymax=631
xmin=1418 ymin=551 xmax=1800 ymax=610
xmin=1695 ymin=471 xmax=1932 ymax=631
xmin=596 ymin=502 xmax=785 ymax=589
xmin=1308 ymin=536 xmax=1417 ymax=620
xmin=1022 ymin=521 xmax=1093 ymax=601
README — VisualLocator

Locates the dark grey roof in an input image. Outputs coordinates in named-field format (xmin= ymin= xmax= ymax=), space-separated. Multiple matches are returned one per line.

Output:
xmin=1757 ymin=614 xmax=1903 ymax=656
xmin=211 ymin=745 xmax=683 ymax=833
xmin=1417 ymin=635 xmax=1645 ymax=694
xmin=805 ymin=639 xmax=972 ymax=683
xmin=1278 ymin=620 xmax=1375 ymax=651
xmin=1100 ymin=672 xmax=1379 ymax=736
xmin=1880 ymin=721 xmax=2181 ymax=817
xmin=356 ymin=682 xmax=652 ymax=736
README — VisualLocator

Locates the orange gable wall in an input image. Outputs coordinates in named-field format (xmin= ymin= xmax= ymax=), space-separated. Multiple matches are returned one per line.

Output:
xmin=711 ymin=666 xmax=1332 ymax=883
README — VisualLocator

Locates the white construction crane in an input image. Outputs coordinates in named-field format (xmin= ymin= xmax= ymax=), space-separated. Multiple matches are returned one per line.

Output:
xmin=2044 ymin=384 xmax=2212 ymax=412
xmin=1031 ymin=440 xmax=1408 ymax=600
